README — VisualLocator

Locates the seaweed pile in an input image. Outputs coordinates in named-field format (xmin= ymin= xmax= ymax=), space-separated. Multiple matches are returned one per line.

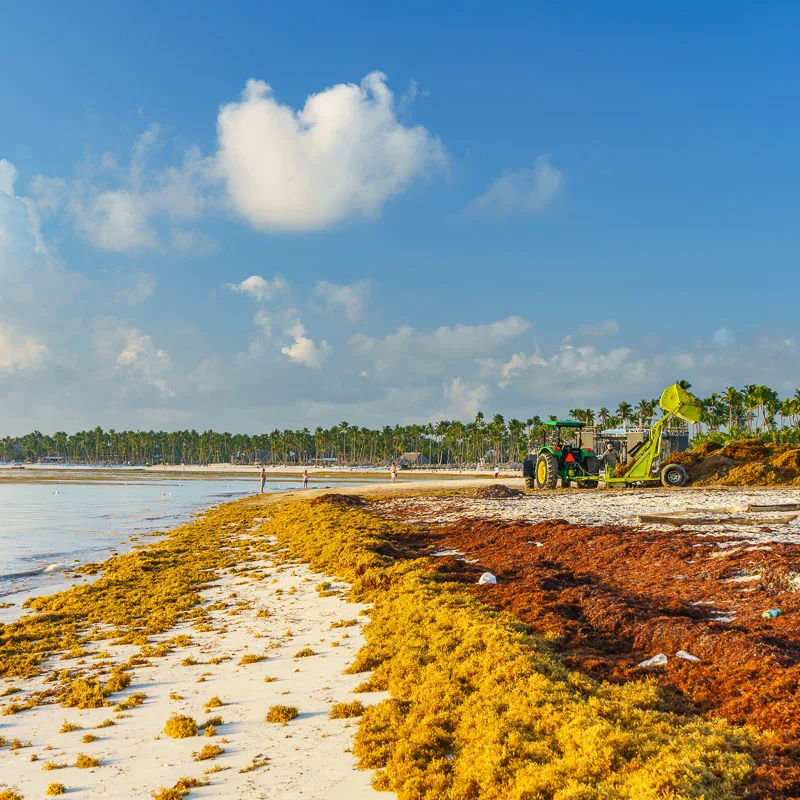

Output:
xmin=310 ymin=493 xmax=367 ymax=507
xmin=666 ymin=439 xmax=800 ymax=486
xmin=267 ymin=501 xmax=756 ymax=799
xmin=431 ymin=514 xmax=800 ymax=798
xmin=473 ymin=483 xmax=525 ymax=499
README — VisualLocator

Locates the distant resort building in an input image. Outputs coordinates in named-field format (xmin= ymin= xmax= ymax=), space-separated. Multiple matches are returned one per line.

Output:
xmin=396 ymin=452 xmax=431 ymax=467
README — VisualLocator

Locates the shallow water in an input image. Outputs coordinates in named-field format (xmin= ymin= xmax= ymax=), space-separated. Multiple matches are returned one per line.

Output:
xmin=0 ymin=475 xmax=369 ymax=601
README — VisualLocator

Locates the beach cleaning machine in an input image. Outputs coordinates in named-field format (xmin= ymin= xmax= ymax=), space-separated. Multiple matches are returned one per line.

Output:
xmin=523 ymin=383 xmax=702 ymax=489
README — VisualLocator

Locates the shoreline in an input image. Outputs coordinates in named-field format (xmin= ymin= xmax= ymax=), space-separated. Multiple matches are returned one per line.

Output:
xmin=0 ymin=494 xmax=393 ymax=799
xmin=0 ymin=463 xmax=518 ymax=481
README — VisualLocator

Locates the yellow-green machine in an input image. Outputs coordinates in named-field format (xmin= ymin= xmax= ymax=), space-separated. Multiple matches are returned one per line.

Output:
xmin=524 ymin=383 xmax=702 ymax=489
xmin=602 ymin=383 xmax=702 ymax=488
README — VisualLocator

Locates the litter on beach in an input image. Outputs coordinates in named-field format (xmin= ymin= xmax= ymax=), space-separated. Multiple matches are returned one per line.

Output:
xmin=638 ymin=653 xmax=668 ymax=667
xmin=676 ymin=650 xmax=701 ymax=662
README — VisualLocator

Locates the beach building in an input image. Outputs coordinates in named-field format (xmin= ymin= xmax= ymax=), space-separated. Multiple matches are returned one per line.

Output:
xmin=396 ymin=452 xmax=431 ymax=467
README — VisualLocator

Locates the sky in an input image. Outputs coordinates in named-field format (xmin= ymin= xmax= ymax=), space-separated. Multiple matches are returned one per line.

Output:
xmin=2 ymin=1 xmax=800 ymax=435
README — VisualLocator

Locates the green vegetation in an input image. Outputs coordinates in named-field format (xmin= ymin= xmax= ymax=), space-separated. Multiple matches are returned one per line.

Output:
xmin=4 ymin=384 xmax=800 ymax=467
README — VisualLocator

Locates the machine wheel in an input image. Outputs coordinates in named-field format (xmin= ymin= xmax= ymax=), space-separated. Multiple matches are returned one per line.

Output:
xmin=660 ymin=463 xmax=688 ymax=488
xmin=582 ymin=456 xmax=600 ymax=488
xmin=535 ymin=452 xmax=559 ymax=490
xmin=522 ymin=457 xmax=536 ymax=490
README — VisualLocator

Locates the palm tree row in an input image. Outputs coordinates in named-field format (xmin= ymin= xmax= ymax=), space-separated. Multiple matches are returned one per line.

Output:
xmin=4 ymin=383 xmax=800 ymax=466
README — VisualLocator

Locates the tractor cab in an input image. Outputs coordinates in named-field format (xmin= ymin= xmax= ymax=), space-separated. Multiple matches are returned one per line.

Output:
xmin=523 ymin=420 xmax=600 ymax=490
xmin=544 ymin=419 xmax=584 ymax=450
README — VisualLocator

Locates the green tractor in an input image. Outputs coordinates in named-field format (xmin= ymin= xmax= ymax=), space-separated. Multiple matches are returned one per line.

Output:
xmin=523 ymin=420 xmax=600 ymax=490
xmin=523 ymin=383 xmax=703 ymax=490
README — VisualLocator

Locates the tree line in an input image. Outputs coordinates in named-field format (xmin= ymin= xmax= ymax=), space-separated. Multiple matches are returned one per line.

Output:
xmin=2 ymin=383 xmax=799 ymax=467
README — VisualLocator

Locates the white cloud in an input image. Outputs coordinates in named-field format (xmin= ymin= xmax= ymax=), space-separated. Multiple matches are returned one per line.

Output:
xmin=314 ymin=280 xmax=369 ymax=324
xmin=49 ymin=127 xmax=214 ymax=253
xmin=350 ymin=316 xmax=529 ymax=376
xmin=0 ymin=161 xmax=83 ymax=310
xmin=444 ymin=378 xmax=489 ymax=418
xmin=0 ymin=159 xmax=19 ymax=196
xmin=466 ymin=155 xmax=563 ymax=217
xmin=280 ymin=320 xmax=331 ymax=368
xmin=253 ymin=309 xmax=272 ymax=337
xmin=499 ymin=343 xmax=634 ymax=390
xmin=712 ymin=327 xmax=735 ymax=348
xmin=0 ymin=323 xmax=49 ymax=372
xmin=227 ymin=274 xmax=288 ymax=303
xmin=29 ymin=175 xmax=67 ymax=215
xmin=72 ymin=189 xmax=157 ymax=251
xmin=94 ymin=319 xmax=174 ymax=397
xmin=215 ymin=72 xmax=447 ymax=231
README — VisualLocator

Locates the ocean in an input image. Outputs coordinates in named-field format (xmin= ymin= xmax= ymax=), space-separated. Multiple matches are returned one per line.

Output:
xmin=0 ymin=473 xmax=371 ymax=613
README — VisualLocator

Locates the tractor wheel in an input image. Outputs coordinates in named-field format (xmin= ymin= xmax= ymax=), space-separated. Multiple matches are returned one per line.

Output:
xmin=535 ymin=452 xmax=559 ymax=490
xmin=582 ymin=456 xmax=600 ymax=488
xmin=522 ymin=457 xmax=536 ymax=490
xmin=660 ymin=463 xmax=688 ymax=488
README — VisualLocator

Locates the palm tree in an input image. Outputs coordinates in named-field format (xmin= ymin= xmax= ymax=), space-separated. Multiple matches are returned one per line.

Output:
xmin=722 ymin=386 xmax=743 ymax=431
xmin=617 ymin=402 xmax=633 ymax=429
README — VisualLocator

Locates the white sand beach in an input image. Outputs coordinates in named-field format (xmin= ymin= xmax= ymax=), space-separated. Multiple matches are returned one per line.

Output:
xmin=0 ymin=542 xmax=391 ymax=799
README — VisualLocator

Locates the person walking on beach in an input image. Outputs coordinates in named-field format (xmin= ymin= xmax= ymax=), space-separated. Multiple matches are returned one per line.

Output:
xmin=260 ymin=467 xmax=266 ymax=493
xmin=390 ymin=462 xmax=397 ymax=484
xmin=303 ymin=469 xmax=309 ymax=489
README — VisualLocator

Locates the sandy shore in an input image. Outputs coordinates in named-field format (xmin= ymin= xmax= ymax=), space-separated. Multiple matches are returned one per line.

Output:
xmin=0 ymin=463 xmax=514 ymax=480
xmin=0 ymin=524 xmax=392 ymax=799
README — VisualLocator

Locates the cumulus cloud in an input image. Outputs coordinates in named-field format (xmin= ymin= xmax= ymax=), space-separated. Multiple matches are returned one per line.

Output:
xmin=314 ymin=280 xmax=369 ymax=324
xmin=280 ymin=320 xmax=331 ymax=368
xmin=0 ymin=160 xmax=83 ymax=310
xmin=466 ymin=155 xmax=563 ymax=217
xmin=0 ymin=323 xmax=49 ymax=372
xmin=499 ymin=343 xmax=635 ymax=390
xmin=350 ymin=316 xmax=530 ymax=376
xmin=444 ymin=378 xmax=489 ymax=418
xmin=227 ymin=274 xmax=288 ymax=303
xmin=38 ymin=126 xmax=215 ymax=253
xmin=94 ymin=318 xmax=174 ymax=397
xmin=0 ymin=159 xmax=19 ymax=196
xmin=215 ymin=72 xmax=447 ymax=231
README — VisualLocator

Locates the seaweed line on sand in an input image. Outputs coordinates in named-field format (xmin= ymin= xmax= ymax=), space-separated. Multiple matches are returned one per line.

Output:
xmin=261 ymin=497 xmax=757 ymax=800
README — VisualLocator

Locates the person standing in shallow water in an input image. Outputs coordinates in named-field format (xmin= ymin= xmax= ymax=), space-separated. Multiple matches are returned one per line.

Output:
xmin=260 ymin=467 xmax=266 ymax=493
xmin=303 ymin=469 xmax=309 ymax=489
xmin=390 ymin=462 xmax=397 ymax=483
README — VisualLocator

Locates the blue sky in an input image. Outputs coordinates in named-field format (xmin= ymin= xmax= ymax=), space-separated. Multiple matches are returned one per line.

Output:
xmin=2 ymin=1 xmax=800 ymax=434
